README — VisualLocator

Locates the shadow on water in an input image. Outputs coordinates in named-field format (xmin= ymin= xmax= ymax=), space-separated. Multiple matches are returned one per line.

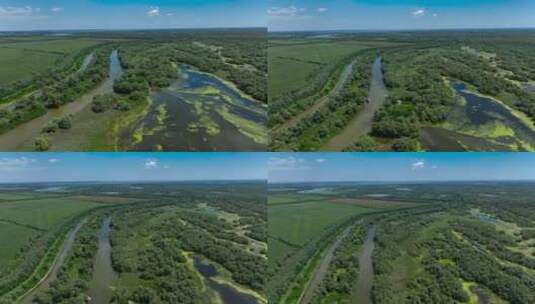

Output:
xmin=420 ymin=81 xmax=535 ymax=151
xmin=193 ymin=257 xmax=258 ymax=304
xmin=87 ymin=218 xmax=117 ymax=304
xmin=121 ymin=65 xmax=267 ymax=151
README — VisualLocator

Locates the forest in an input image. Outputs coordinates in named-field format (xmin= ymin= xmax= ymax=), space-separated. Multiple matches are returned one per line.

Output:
xmin=0 ymin=181 xmax=267 ymax=304
xmin=268 ymin=182 xmax=535 ymax=304
xmin=0 ymin=29 xmax=267 ymax=151
xmin=269 ymin=30 xmax=535 ymax=151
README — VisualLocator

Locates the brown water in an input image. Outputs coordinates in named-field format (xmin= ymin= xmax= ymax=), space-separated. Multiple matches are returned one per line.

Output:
xmin=353 ymin=226 xmax=376 ymax=304
xmin=21 ymin=220 xmax=86 ymax=304
xmin=87 ymin=218 xmax=116 ymax=304
xmin=324 ymin=56 xmax=387 ymax=151
xmin=298 ymin=225 xmax=353 ymax=304
xmin=0 ymin=50 xmax=122 ymax=151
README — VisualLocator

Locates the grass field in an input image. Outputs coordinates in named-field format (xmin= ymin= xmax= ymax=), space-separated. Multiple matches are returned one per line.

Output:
xmin=0 ymin=197 xmax=101 ymax=230
xmin=0 ymin=38 xmax=103 ymax=85
xmin=268 ymin=40 xmax=400 ymax=98
xmin=0 ymin=222 xmax=37 ymax=272
xmin=269 ymin=201 xmax=372 ymax=246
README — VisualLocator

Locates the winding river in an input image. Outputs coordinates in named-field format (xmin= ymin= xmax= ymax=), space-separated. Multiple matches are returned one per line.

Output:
xmin=193 ymin=257 xmax=258 ymax=304
xmin=87 ymin=218 xmax=116 ymax=304
xmin=21 ymin=220 xmax=86 ymax=304
xmin=0 ymin=50 xmax=122 ymax=151
xmin=353 ymin=226 xmax=376 ymax=304
xmin=324 ymin=56 xmax=387 ymax=150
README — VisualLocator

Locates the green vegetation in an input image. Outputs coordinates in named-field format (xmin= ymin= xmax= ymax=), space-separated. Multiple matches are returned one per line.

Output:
xmin=0 ymin=181 xmax=266 ymax=304
xmin=268 ymin=182 xmax=535 ymax=304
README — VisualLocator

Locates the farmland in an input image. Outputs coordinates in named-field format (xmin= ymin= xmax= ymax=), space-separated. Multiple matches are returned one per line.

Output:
xmin=0 ymin=181 xmax=267 ymax=304
xmin=269 ymin=30 xmax=535 ymax=152
xmin=267 ymin=182 xmax=535 ymax=304
xmin=0 ymin=29 xmax=267 ymax=151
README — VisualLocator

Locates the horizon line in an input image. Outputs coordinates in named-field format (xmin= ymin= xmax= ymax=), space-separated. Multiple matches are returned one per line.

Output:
xmin=0 ymin=26 xmax=267 ymax=33
xmin=268 ymin=179 xmax=535 ymax=184
xmin=268 ymin=26 xmax=535 ymax=34
xmin=0 ymin=179 xmax=267 ymax=185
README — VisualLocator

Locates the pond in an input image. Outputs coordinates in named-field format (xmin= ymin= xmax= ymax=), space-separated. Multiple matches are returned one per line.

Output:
xmin=420 ymin=81 xmax=535 ymax=151
xmin=121 ymin=65 xmax=267 ymax=151
xmin=193 ymin=256 xmax=259 ymax=304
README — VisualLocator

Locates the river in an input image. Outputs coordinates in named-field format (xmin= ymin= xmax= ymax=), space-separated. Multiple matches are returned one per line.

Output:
xmin=420 ymin=81 xmax=535 ymax=151
xmin=121 ymin=64 xmax=267 ymax=151
xmin=0 ymin=50 xmax=122 ymax=151
xmin=87 ymin=217 xmax=117 ymax=304
xmin=298 ymin=225 xmax=354 ymax=304
xmin=324 ymin=56 xmax=387 ymax=150
xmin=21 ymin=220 xmax=86 ymax=304
xmin=193 ymin=256 xmax=258 ymax=304
xmin=353 ymin=226 xmax=376 ymax=304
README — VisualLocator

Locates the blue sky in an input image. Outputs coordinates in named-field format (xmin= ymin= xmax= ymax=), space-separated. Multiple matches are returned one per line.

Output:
xmin=0 ymin=153 xmax=268 ymax=183
xmin=0 ymin=0 xmax=266 ymax=31
xmin=268 ymin=0 xmax=535 ymax=31
xmin=269 ymin=153 xmax=535 ymax=183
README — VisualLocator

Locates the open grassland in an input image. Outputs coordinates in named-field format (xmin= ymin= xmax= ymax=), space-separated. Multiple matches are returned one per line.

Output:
xmin=268 ymin=40 xmax=403 ymax=99
xmin=269 ymin=200 xmax=373 ymax=247
xmin=0 ymin=38 xmax=103 ymax=85
xmin=268 ymin=41 xmax=372 ymax=98
xmin=0 ymin=197 xmax=101 ymax=230
xmin=0 ymin=48 xmax=59 ymax=85
xmin=0 ymin=222 xmax=37 ymax=272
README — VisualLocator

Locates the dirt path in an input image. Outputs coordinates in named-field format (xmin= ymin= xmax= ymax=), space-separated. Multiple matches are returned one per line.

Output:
xmin=272 ymin=60 xmax=357 ymax=135
xmin=352 ymin=226 xmax=376 ymax=304
xmin=298 ymin=225 xmax=354 ymax=304
xmin=323 ymin=57 xmax=387 ymax=151
xmin=20 ymin=220 xmax=86 ymax=304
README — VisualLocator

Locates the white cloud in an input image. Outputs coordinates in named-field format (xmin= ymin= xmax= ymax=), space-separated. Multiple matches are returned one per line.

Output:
xmin=0 ymin=157 xmax=37 ymax=171
xmin=317 ymin=7 xmax=328 ymax=13
xmin=411 ymin=160 xmax=425 ymax=170
xmin=316 ymin=158 xmax=327 ymax=164
xmin=432 ymin=13 xmax=438 ymax=17
xmin=412 ymin=8 xmax=426 ymax=17
xmin=51 ymin=7 xmax=63 ymax=13
xmin=268 ymin=6 xmax=306 ymax=17
xmin=144 ymin=159 xmax=159 ymax=169
xmin=0 ymin=6 xmax=42 ymax=18
xmin=48 ymin=158 xmax=59 ymax=164
xmin=147 ymin=6 xmax=160 ymax=17
xmin=166 ymin=13 xmax=174 ymax=16
xmin=268 ymin=156 xmax=307 ymax=171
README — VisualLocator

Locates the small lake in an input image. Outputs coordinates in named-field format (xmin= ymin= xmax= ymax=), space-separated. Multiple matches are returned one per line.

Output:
xmin=193 ymin=257 xmax=258 ymax=304
xmin=121 ymin=65 xmax=267 ymax=151
xmin=420 ymin=81 xmax=535 ymax=151
xmin=88 ymin=217 xmax=117 ymax=304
